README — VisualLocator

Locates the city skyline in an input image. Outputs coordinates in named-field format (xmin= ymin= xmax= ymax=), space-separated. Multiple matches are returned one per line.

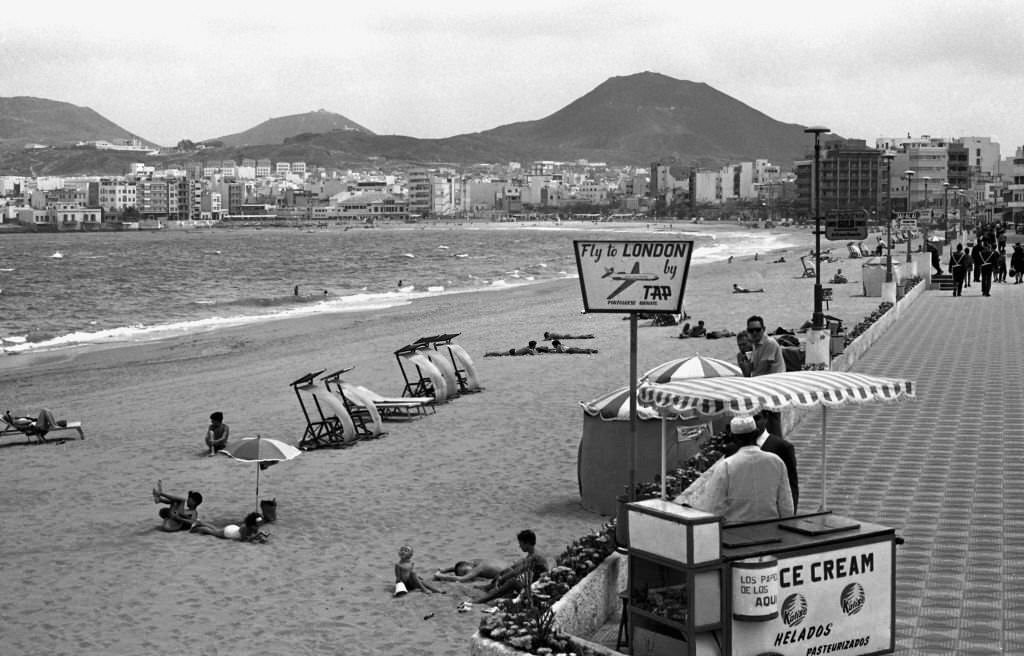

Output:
xmin=2 ymin=1 xmax=1023 ymax=151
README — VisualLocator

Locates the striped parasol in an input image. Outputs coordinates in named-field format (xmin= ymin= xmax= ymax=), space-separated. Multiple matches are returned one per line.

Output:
xmin=637 ymin=370 xmax=913 ymax=419
xmin=580 ymin=386 xmax=661 ymax=421
xmin=638 ymin=370 xmax=915 ymax=509
xmin=641 ymin=354 xmax=742 ymax=384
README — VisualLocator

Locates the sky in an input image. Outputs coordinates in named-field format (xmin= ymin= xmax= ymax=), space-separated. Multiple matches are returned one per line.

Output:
xmin=2 ymin=0 xmax=1023 ymax=155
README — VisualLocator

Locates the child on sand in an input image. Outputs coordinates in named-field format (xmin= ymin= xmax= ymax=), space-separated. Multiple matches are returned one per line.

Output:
xmin=394 ymin=545 xmax=443 ymax=596
xmin=152 ymin=480 xmax=202 ymax=532
xmin=205 ymin=411 xmax=230 ymax=456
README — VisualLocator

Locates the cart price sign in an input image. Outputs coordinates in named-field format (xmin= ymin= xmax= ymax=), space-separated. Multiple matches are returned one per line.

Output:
xmin=731 ymin=540 xmax=894 ymax=656
xmin=573 ymin=240 xmax=692 ymax=313
xmin=824 ymin=210 xmax=869 ymax=241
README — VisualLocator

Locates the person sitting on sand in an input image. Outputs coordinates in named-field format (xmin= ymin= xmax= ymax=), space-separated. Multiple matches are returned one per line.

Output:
xmin=830 ymin=269 xmax=848 ymax=284
xmin=772 ymin=256 xmax=786 ymax=264
xmin=152 ymin=481 xmax=203 ymax=532
xmin=433 ymin=559 xmax=507 ymax=583
xmin=733 ymin=284 xmax=765 ymax=293
xmin=551 ymin=339 xmax=598 ymax=354
xmin=473 ymin=529 xmax=549 ymax=604
xmin=677 ymin=322 xmax=691 ymax=338
xmin=543 ymin=331 xmax=595 ymax=340
xmin=190 ymin=511 xmax=269 ymax=543
xmin=205 ymin=411 xmax=230 ymax=456
xmin=394 ymin=545 xmax=443 ymax=595
xmin=688 ymin=320 xmax=707 ymax=337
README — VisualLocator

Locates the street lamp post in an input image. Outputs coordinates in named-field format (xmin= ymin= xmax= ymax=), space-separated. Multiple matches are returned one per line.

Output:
xmin=904 ymin=170 xmax=915 ymax=263
xmin=943 ymin=182 xmax=951 ymax=245
xmin=806 ymin=126 xmax=830 ymax=331
xmin=882 ymin=152 xmax=896 ymax=282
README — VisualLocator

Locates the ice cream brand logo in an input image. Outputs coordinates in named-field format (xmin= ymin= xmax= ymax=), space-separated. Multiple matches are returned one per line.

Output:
xmin=781 ymin=593 xmax=808 ymax=627
xmin=840 ymin=582 xmax=866 ymax=616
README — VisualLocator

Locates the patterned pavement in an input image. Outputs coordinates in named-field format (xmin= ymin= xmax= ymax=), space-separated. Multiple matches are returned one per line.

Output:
xmin=788 ymin=279 xmax=1024 ymax=654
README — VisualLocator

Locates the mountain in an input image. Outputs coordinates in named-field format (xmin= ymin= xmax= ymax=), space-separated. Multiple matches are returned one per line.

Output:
xmin=0 ymin=96 xmax=154 ymax=151
xmin=215 ymin=109 xmax=374 ymax=147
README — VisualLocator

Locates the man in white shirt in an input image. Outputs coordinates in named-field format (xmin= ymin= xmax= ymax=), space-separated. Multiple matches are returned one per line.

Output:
xmin=675 ymin=416 xmax=794 ymax=524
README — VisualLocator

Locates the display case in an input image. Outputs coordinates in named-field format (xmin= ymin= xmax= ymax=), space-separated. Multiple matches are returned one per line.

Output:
xmin=627 ymin=500 xmax=727 ymax=656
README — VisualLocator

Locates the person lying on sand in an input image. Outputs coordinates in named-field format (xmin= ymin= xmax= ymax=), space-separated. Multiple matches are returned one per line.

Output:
xmin=542 ymin=331 xmax=595 ymax=340
xmin=732 ymin=284 xmax=765 ymax=293
xmin=550 ymin=340 xmax=598 ymax=354
xmin=190 ymin=511 xmax=269 ymax=543
xmin=772 ymin=256 xmax=786 ymax=264
xmin=152 ymin=481 xmax=202 ymax=532
xmin=484 ymin=341 xmax=539 ymax=357
xmin=395 ymin=545 xmax=443 ymax=595
xmin=473 ymin=530 xmax=549 ymax=604
xmin=433 ymin=559 xmax=507 ymax=583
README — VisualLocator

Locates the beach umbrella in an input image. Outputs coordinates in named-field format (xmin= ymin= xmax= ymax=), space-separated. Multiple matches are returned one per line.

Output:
xmin=220 ymin=435 xmax=301 ymax=508
xmin=637 ymin=370 xmax=915 ymax=509
xmin=641 ymin=354 xmax=742 ymax=383
xmin=580 ymin=386 xmax=662 ymax=421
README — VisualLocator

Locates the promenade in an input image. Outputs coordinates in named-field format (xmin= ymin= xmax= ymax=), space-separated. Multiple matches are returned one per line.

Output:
xmin=788 ymin=279 xmax=1023 ymax=654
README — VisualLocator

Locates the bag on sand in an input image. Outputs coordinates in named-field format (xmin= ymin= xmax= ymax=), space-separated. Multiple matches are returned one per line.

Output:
xmin=260 ymin=498 xmax=277 ymax=523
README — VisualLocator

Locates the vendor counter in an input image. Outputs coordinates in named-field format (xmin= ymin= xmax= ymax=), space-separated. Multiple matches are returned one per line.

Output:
xmin=626 ymin=500 xmax=896 ymax=656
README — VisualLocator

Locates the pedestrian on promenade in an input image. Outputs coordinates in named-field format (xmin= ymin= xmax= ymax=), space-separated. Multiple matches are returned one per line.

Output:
xmin=949 ymin=244 xmax=968 ymax=297
xmin=963 ymin=244 xmax=973 ymax=287
xmin=979 ymin=243 xmax=997 ymax=297
xmin=972 ymin=241 xmax=983 ymax=284
xmin=745 ymin=315 xmax=785 ymax=436
xmin=1012 ymin=243 xmax=1024 ymax=284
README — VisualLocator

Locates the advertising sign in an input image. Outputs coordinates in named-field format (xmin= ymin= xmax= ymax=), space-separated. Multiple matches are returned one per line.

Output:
xmin=731 ymin=540 xmax=894 ymax=656
xmin=824 ymin=210 xmax=869 ymax=241
xmin=573 ymin=240 xmax=692 ymax=313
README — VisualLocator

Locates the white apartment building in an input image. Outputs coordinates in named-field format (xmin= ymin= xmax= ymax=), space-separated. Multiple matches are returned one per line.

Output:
xmin=291 ymin=162 xmax=307 ymax=176
xmin=99 ymin=179 xmax=138 ymax=212
xmin=1006 ymin=146 xmax=1024 ymax=223
xmin=692 ymin=170 xmax=721 ymax=204
xmin=256 ymin=159 xmax=272 ymax=177
xmin=958 ymin=137 xmax=1001 ymax=176
xmin=276 ymin=162 xmax=292 ymax=175
xmin=0 ymin=176 xmax=26 ymax=196
xmin=720 ymin=162 xmax=756 ymax=201
xmin=576 ymin=180 xmax=610 ymax=205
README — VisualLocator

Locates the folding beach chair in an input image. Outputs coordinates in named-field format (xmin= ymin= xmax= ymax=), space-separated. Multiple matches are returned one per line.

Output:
xmin=395 ymin=343 xmax=451 ymax=402
xmin=799 ymin=256 xmax=816 ymax=278
xmin=1 ymin=408 xmax=84 ymax=444
xmin=321 ymin=366 xmax=433 ymax=421
xmin=320 ymin=368 xmax=386 ymax=438
xmin=410 ymin=333 xmax=483 ymax=395
xmin=290 ymin=371 xmax=359 ymax=450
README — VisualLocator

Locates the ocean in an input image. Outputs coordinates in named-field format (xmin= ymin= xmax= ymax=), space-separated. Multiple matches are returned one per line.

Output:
xmin=0 ymin=222 xmax=800 ymax=354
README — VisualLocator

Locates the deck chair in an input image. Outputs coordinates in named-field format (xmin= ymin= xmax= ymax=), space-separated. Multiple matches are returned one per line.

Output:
xmin=412 ymin=333 xmax=483 ymax=395
xmin=846 ymin=242 xmax=861 ymax=259
xmin=1 ymin=408 xmax=84 ymax=444
xmin=349 ymin=384 xmax=436 ymax=419
xmin=395 ymin=344 xmax=450 ymax=402
xmin=799 ymin=256 xmax=816 ymax=278
xmin=320 ymin=368 xmax=386 ymax=438
xmin=290 ymin=371 xmax=359 ymax=450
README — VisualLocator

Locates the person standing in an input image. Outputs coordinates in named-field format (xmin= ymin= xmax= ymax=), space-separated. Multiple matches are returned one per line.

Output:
xmin=745 ymin=315 xmax=785 ymax=435
xmin=972 ymin=241 xmax=983 ymax=284
xmin=755 ymin=412 xmax=799 ymax=513
xmin=1012 ymin=243 xmax=1024 ymax=284
xmin=963 ymin=244 xmax=973 ymax=288
xmin=948 ymin=243 xmax=968 ymax=297
xmin=979 ymin=244 xmax=997 ymax=297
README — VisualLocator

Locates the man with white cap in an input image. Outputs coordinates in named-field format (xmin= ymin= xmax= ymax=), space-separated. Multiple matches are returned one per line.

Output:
xmin=676 ymin=415 xmax=794 ymax=524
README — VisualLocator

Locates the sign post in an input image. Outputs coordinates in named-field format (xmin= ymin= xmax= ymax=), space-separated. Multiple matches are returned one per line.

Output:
xmin=574 ymin=240 xmax=692 ymax=500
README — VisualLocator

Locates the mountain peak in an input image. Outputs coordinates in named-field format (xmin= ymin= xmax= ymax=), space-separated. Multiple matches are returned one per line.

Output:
xmin=217 ymin=110 xmax=374 ymax=147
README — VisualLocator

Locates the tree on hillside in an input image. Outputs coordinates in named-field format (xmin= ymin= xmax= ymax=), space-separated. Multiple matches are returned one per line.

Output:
xmin=176 ymin=139 xmax=196 ymax=151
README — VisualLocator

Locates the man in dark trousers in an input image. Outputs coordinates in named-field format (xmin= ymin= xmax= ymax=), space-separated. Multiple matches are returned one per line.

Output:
xmin=971 ymin=241 xmax=983 ymax=283
xmin=979 ymin=243 xmax=997 ymax=297
xmin=755 ymin=411 xmax=799 ymax=513
xmin=948 ymin=243 xmax=968 ymax=297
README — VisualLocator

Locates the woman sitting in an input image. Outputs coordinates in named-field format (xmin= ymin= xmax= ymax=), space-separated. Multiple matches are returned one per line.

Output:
xmin=190 ymin=511 xmax=269 ymax=543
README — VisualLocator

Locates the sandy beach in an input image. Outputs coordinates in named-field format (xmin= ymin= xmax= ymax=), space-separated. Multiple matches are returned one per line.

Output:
xmin=0 ymin=225 xmax=898 ymax=655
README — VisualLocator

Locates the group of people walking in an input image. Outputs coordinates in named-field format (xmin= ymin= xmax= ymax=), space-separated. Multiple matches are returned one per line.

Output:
xmin=948 ymin=224 xmax=1024 ymax=297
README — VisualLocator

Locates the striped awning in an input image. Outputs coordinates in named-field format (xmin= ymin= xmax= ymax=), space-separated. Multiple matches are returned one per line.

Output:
xmin=638 ymin=370 xmax=915 ymax=419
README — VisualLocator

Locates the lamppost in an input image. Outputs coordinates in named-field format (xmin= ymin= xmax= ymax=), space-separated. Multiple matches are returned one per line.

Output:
xmin=806 ymin=126 xmax=830 ymax=331
xmin=882 ymin=152 xmax=895 ymax=282
xmin=943 ymin=182 xmax=951 ymax=245
xmin=904 ymin=170 xmax=915 ymax=263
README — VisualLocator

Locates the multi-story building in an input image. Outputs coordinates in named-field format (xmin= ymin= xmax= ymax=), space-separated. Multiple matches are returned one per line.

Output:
xmin=958 ymin=136 xmax=1001 ymax=177
xmin=1006 ymin=146 xmax=1024 ymax=226
xmin=291 ymin=162 xmax=307 ymax=176
xmin=275 ymin=162 xmax=291 ymax=175
xmin=406 ymin=168 xmax=432 ymax=217
xmin=99 ymin=178 xmax=138 ymax=213
xmin=796 ymin=139 xmax=884 ymax=219
xmin=256 ymin=159 xmax=272 ymax=177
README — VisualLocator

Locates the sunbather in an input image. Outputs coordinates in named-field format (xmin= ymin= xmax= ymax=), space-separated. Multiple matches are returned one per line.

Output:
xmin=542 ymin=331 xmax=595 ymax=340
xmin=204 ymin=411 xmax=230 ymax=456
xmin=190 ymin=511 xmax=269 ymax=543
xmin=732 ymin=284 xmax=765 ymax=293
xmin=473 ymin=529 xmax=549 ymax=604
xmin=152 ymin=480 xmax=203 ymax=532
xmin=551 ymin=340 xmax=598 ymax=354
xmin=3 ymin=408 xmax=62 ymax=438
xmin=433 ymin=559 xmax=507 ymax=582
xmin=484 ymin=342 xmax=538 ymax=356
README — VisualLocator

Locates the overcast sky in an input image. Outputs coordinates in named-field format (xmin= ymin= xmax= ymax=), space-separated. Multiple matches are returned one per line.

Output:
xmin=2 ymin=0 xmax=1022 ymax=155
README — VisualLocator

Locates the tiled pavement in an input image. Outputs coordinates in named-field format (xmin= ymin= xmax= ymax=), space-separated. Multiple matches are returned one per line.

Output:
xmin=788 ymin=280 xmax=1024 ymax=654
xmin=590 ymin=280 xmax=1024 ymax=654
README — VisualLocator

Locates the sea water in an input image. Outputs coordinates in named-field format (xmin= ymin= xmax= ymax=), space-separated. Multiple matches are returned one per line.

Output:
xmin=0 ymin=223 xmax=800 ymax=354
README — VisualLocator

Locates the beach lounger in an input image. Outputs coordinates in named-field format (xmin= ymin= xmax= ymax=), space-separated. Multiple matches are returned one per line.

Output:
xmin=1 ymin=409 xmax=84 ymax=444
xmin=395 ymin=344 xmax=452 ymax=402
xmin=350 ymin=385 xmax=436 ymax=419
xmin=799 ymin=256 xmax=816 ymax=278
xmin=290 ymin=371 xmax=359 ymax=450
xmin=408 ymin=333 xmax=482 ymax=394
xmin=320 ymin=368 xmax=386 ymax=438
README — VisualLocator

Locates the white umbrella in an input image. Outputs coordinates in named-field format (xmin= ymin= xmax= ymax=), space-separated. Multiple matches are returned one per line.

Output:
xmin=220 ymin=435 xmax=301 ymax=509
xmin=638 ymin=370 xmax=915 ymax=509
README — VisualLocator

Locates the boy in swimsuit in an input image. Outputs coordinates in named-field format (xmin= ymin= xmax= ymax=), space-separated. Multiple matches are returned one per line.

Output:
xmin=153 ymin=481 xmax=203 ymax=532
xmin=394 ymin=545 xmax=442 ymax=594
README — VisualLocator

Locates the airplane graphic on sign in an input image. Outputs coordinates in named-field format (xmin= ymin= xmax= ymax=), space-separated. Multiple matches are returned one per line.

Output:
xmin=603 ymin=262 xmax=660 ymax=299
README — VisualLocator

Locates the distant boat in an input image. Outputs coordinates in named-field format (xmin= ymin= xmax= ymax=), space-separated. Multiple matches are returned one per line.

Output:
xmin=50 ymin=251 xmax=64 ymax=259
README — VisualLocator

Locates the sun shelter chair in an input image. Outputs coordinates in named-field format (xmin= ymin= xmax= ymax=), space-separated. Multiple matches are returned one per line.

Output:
xmin=799 ymin=256 xmax=816 ymax=278
xmin=418 ymin=333 xmax=483 ymax=395
xmin=290 ymin=371 xmax=359 ymax=450
xmin=1 ymin=408 xmax=84 ymax=444
xmin=320 ymin=368 xmax=386 ymax=438
xmin=349 ymin=384 xmax=436 ymax=419
xmin=395 ymin=344 xmax=451 ymax=403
